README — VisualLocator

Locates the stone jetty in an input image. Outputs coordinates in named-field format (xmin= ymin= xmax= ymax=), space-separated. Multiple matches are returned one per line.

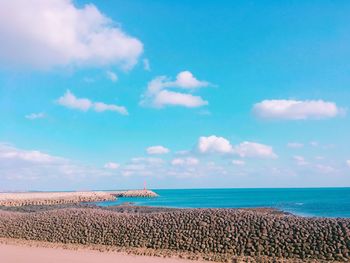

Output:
xmin=0 ymin=207 xmax=349 ymax=262
xmin=0 ymin=192 xmax=116 ymax=207
xmin=111 ymin=190 xmax=159 ymax=198
xmin=0 ymin=190 xmax=158 ymax=207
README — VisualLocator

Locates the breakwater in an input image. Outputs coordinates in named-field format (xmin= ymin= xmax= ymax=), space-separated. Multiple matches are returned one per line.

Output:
xmin=0 ymin=190 xmax=158 ymax=207
xmin=0 ymin=192 xmax=116 ymax=207
xmin=0 ymin=208 xmax=349 ymax=262
xmin=111 ymin=190 xmax=159 ymax=198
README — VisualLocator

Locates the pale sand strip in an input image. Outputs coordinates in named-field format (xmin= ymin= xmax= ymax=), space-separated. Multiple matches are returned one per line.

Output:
xmin=0 ymin=243 xmax=205 ymax=263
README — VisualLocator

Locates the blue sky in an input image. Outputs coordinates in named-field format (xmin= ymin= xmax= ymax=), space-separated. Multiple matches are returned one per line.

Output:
xmin=0 ymin=0 xmax=350 ymax=191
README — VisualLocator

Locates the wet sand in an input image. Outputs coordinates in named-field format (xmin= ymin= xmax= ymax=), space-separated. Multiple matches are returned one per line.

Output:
xmin=0 ymin=242 xmax=203 ymax=263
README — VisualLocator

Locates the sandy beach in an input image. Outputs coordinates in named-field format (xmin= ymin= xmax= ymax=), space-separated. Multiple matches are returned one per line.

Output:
xmin=0 ymin=242 xmax=203 ymax=263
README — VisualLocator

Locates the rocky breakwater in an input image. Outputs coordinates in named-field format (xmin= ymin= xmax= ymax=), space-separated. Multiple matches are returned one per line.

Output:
xmin=0 ymin=208 xmax=349 ymax=262
xmin=0 ymin=192 xmax=116 ymax=207
xmin=112 ymin=189 xmax=159 ymax=198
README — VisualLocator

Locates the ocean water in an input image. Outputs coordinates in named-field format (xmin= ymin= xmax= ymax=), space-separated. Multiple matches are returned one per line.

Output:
xmin=96 ymin=188 xmax=350 ymax=218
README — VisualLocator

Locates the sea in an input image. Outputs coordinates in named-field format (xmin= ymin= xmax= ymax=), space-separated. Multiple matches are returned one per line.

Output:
xmin=96 ymin=188 xmax=350 ymax=218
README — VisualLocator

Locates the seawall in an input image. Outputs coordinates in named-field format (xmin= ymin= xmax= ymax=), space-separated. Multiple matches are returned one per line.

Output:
xmin=0 ymin=208 xmax=349 ymax=262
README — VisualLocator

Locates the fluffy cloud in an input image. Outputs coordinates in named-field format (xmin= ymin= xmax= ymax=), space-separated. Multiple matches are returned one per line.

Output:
xmin=25 ymin=112 xmax=46 ymax=120
xmin=57 ymin=90 xmax=128 ymax=115
xmin=106 ymin=71 xmax=118 ymax=82
xmin=197 ymin=136 xmax=276 ymax=159
xmin=0 ymin=143 xmax=117 ymax=191
xmin=146 ymin=146 xmax=170 ymax=155
xmin=154 ymin=90 xmax=208 ymax=108
xmin=175 ymin=71 xmax=209 ymax=89
xmin=234 ymin=142 xmax=277 ymax=159
xmin=141 ymin=71 xmax=210 ymax=108
xmin=94 ymin=102 xmax=128 ymax=115
xmin=0 ymin=0 xmax=143 ymax=69
xmin=171 ymin=157 xmax=199 ymax=166
xmin=0 ymin=144 xmax=61 ymax=164
xmin=253 ymin=100 xmax=341 ymax=120
xmin=57 ymin=90 xmax=92 ymax=111
xmin=197 ymin=136 xmax=233 ymax=154
xmin=104 ymin=162 xmax=120 ymax=170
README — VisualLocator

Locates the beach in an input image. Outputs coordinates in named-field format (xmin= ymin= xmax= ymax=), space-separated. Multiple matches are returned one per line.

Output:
xmin=0 ymin=241 xmax=203 ymax=263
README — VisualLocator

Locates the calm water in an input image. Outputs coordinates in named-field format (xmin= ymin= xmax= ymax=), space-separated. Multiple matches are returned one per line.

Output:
xmin=96 ymin=188 xmax=350 ymax=218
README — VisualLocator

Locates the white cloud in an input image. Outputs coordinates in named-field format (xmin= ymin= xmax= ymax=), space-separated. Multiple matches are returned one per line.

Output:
xmin=143 ymin=58 xmax=151 ymax=71
xmin=0 ymin=144 xmax=60 ymax=164
xmin=253 ymin=100 xmax=341 ymax=120
xmin=234 ymin=142 xmax=277 ymax=159
xmin=104 ymin=162 xmax=120 ymax=170
xmin=146 ymin=146 xmax=170 ymax=155
xmin=0 ymin=143 xmax=115 ymax=190
xmin=0 ymin=0 xmax=143 ymax=70
xmin=25 ymin=112 xmax=46 ymax=120
xmin=175 ymin=71 xmax=209 ymax=89
xmin=171 ymin=157 xmax=199 ymax=166
xmin=197 ymin=135 xmax=233 ymax=154
xmin=57 ymin=90 xmax=92 ymax=111
xmin=106 ymin=71 xmax=118 ymax=82
xmin=94 ymin=102 xmax=128 ymax=115
xmin=232 ymin=160 xmax=245 ymax=166
xmin=293 ymin=156 xmax=308 ymax=166
xmin=197 ymin=136 xmax=277 ymax=159
xmin=141 ymin=71 xmax=210 ymax=108
xmin=154 ymin=90 xmax=208 ymax=108
xmin=287 ymin=142 xmax=304 ymax=149
xmin=57 ymin=90 xmax=128 ymax=115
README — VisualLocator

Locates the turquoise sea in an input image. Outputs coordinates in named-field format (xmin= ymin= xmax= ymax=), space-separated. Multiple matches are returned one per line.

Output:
xmin=96 ymin=188 xmax=350 ymax=218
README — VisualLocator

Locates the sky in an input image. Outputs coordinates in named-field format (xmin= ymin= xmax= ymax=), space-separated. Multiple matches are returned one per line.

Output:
xmin=0 ymin=0 xmax=350 ymax=191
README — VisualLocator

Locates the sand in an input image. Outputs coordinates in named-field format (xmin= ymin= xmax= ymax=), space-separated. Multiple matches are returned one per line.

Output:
xmin=0 ymin=243 xmax=204 ymax=263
